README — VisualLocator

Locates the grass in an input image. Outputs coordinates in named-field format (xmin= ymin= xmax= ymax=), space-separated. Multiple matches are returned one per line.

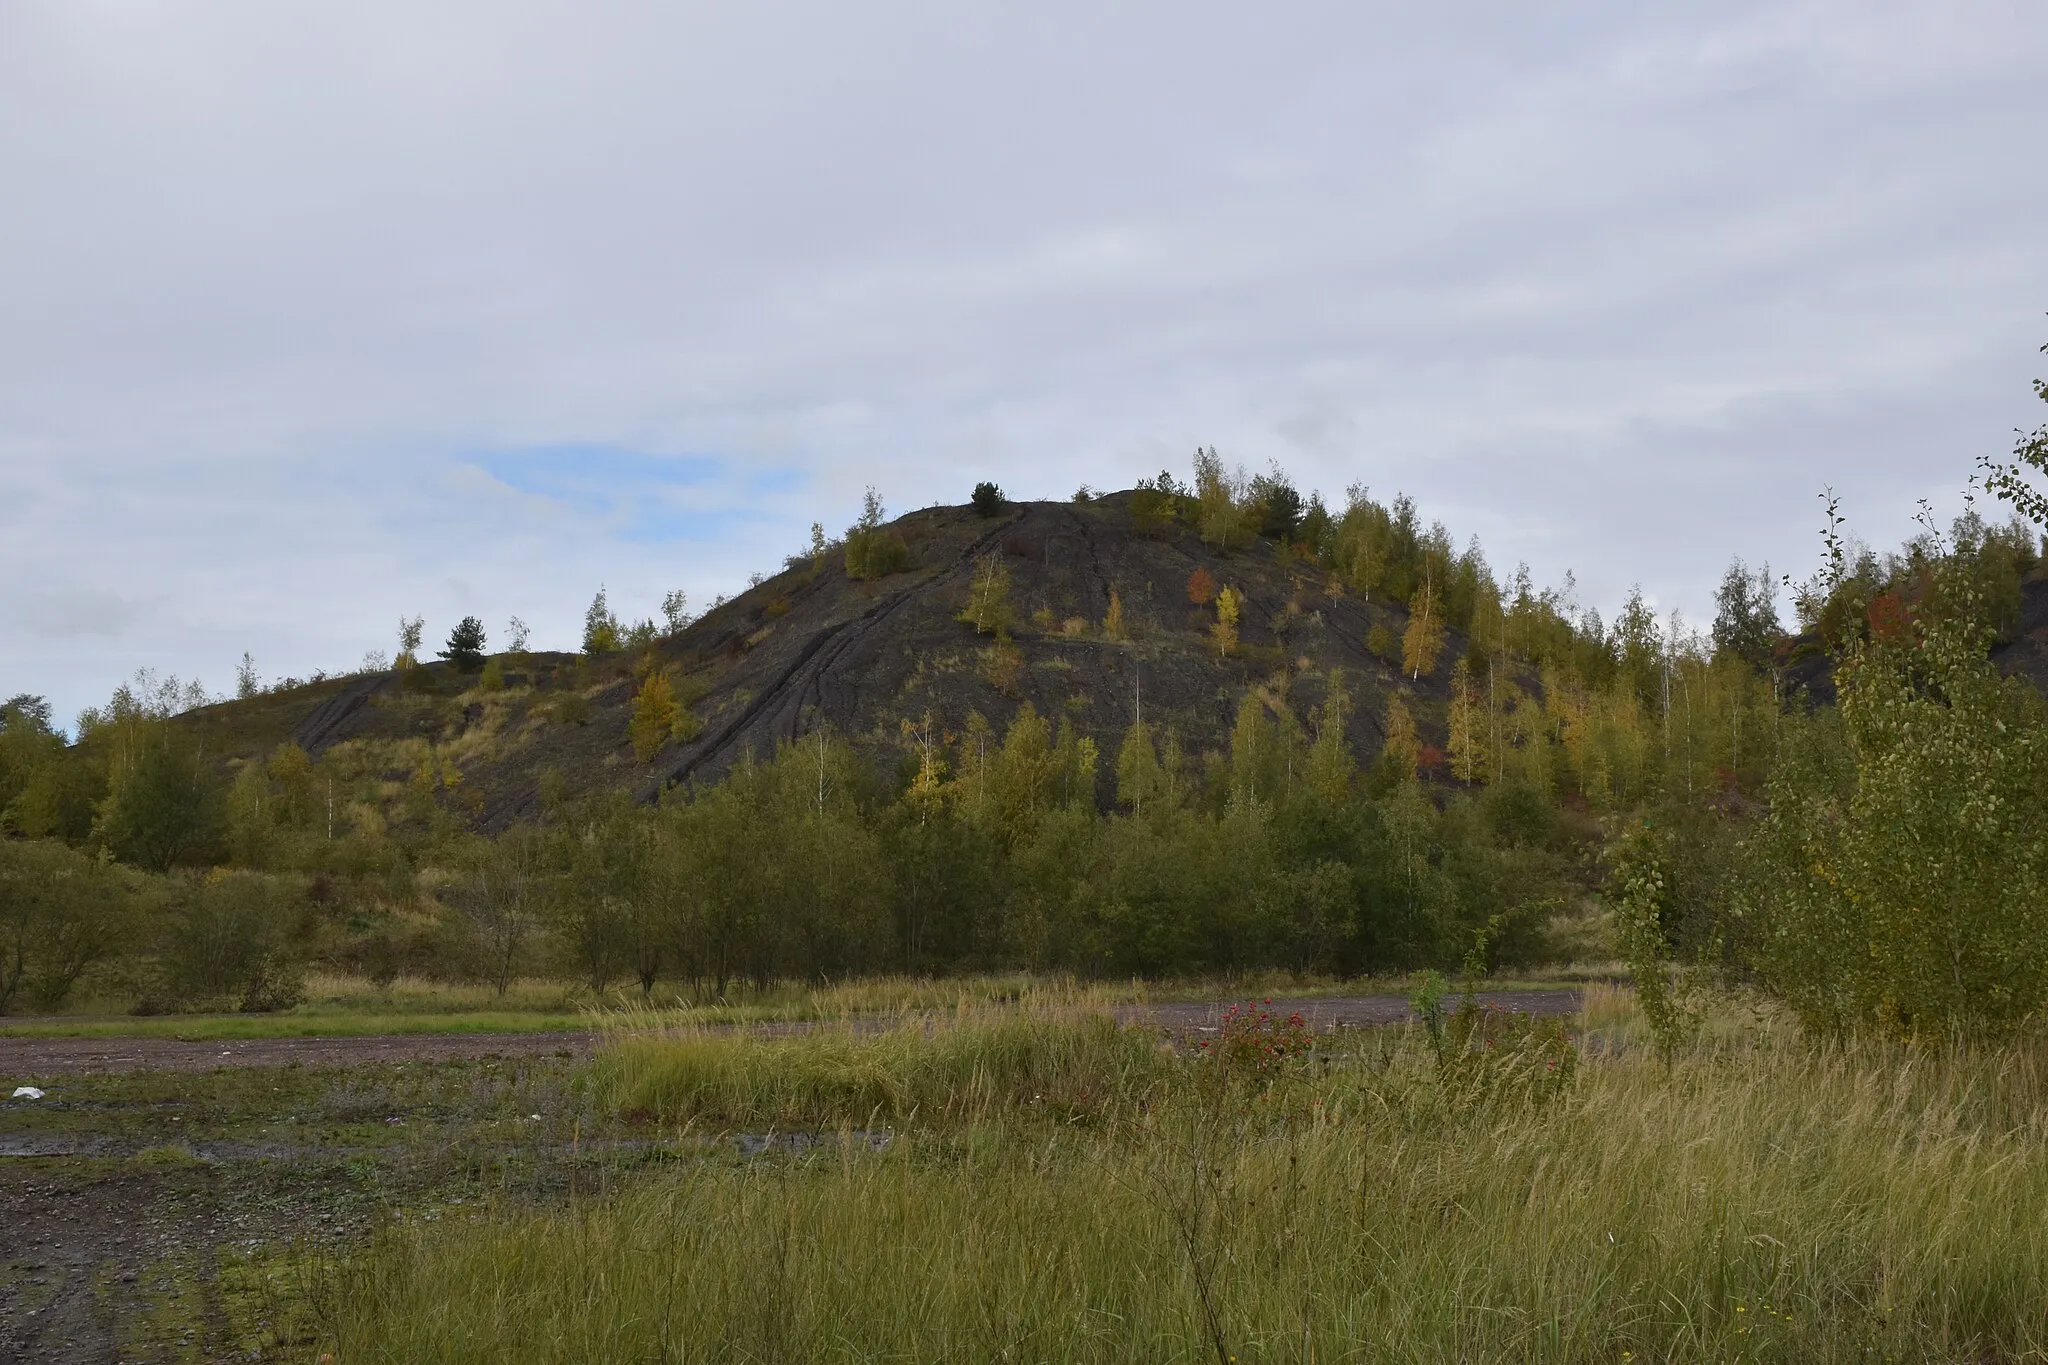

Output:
xmin=310 ymin=989 xmax=2048 ymax=1362
xmin=598 ymin=1001 xmax=1169 ymax=1129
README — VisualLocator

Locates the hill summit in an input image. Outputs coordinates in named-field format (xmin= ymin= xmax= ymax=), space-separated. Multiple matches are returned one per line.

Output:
xmin=187 ymin=488 xmax=1465 ymax=829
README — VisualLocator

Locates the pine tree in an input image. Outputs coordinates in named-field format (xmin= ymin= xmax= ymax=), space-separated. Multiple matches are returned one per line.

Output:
xmin=442 ymin=615 xmax=487 ymax=671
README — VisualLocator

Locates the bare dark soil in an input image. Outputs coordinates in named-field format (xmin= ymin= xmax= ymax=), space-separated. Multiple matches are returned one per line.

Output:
xmin=0 ymin=991 xmax=1580 ymax=1077
xmin=2 ymin=1030 xmax=594 ymax=1078
xmin=1 ymin=1054 xmax=612 ymax=1363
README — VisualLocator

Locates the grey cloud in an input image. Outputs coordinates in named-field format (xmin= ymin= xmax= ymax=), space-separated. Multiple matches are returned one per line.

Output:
xmin=2 ymin=0 xmax=2044 ymax=721
xmin=7 ymin=587 xmax=156 ymax=640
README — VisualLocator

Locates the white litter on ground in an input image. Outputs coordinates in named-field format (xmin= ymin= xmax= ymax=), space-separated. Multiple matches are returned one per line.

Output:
xmin=11 ymin=1086 xmax=44 ymax=1100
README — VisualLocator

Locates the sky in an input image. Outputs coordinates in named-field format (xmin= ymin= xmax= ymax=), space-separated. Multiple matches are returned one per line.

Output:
xmin=4 ymin=1 xmax=2046 ymax=732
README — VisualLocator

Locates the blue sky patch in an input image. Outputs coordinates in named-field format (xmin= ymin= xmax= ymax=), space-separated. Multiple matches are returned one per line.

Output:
xmin=469 ymin=445 xmax=804 ymax=543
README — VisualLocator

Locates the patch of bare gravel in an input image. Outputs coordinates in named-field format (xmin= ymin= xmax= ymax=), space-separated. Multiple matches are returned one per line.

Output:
xmin=3 ymin=991 xmax=1582 ymax=1079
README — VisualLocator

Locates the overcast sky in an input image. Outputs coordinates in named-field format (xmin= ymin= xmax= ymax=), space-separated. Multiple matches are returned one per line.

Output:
xmin=4 ymin=1 xmax=2045 ymax=731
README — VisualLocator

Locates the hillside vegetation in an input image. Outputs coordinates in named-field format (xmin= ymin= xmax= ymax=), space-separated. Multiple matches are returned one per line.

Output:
xmin=4 ymin=368 xmax=2048 ymax=1033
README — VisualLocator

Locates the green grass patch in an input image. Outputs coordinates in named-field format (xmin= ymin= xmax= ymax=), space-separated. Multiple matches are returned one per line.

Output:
xmin=600 ymin=1007 xmax=1170 ymax=1129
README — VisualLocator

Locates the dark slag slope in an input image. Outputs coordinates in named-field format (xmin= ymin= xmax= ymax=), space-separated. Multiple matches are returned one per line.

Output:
xmin=176 ymin=493 xmax=1468 ymax=829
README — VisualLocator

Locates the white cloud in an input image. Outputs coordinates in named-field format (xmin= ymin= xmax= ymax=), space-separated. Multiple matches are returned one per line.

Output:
xmin=2 ymin=0 xmax=2044 ymax=721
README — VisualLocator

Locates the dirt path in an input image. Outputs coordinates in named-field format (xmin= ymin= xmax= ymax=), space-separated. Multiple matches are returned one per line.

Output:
xmin=1 ymin=991 xmax=1581 ymax=1079
xmin=1 ymin=1030 xmax=596 ymax=1079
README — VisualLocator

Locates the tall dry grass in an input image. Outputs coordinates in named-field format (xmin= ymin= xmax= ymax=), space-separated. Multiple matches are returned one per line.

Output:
xmin=316 ymin=990 xmax=2048 ymax=1362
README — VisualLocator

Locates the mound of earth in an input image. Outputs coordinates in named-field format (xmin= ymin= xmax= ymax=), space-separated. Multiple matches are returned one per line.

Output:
xmin=176 ymin=492 xmax=1477 ymax=829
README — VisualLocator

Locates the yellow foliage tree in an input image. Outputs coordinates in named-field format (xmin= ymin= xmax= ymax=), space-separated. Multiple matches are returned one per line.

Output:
xmin=1402 ymin=582 xmax=1445 ymax=679
xmin=901 ymin=713 xmax=946 ymax=813
xmin=265 ymin=741 xmax=316 ymax=826
xmin=629 ymin=671 xmax=683 ymax=763
xmin=960 ymin=553 xmax=1014 ymax=637
xmin=1447 ymin=659 xmax=1488 ymax=783
xmin=1103 ymin=590 xmax=1127 ymax=641
xmin=1212 ymin=586 xmax=1242 ymax=658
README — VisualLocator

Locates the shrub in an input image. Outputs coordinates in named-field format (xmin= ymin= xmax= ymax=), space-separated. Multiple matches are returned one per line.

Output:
xmin=845 ymin=528 xmax=912 ymax=580
xmin=1740 ymin=537 xmax=2048 ymax=1039
xmin=981 ymin=642 xmax=1024 ymax=695
xmin=970 ymin=481 xmax=1005 ymax=517
xmin=1190 ymin=999 xmax=1314 ymax=1096
xmin=158 ymin=870 xmax=306 ymax=1013
xmin=1129 ymin=481 xmax=1176 ymax=537
xmin=0 ymin=839 xmax=136 ymax=1012
xmin=1604 ymin=821 xmax=1696 ymax=1064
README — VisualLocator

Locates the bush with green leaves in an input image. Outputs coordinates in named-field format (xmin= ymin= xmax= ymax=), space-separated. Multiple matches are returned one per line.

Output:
xmin=844 ymin=528 xmax=911 ymax=581
xmin=155 ymin=869 xmax=307 ymax=1013
xmin=582 ymin=588 xmax=621 ymax=655
xmin=1738 ymin=531 xmax=2048 ymax=1039
xmin=844 ymin=486 xmax=913 ymax=581
xmin=1604 ymin=819 xmax=1696 ymax=1063
xmin=97 ymin=716 xmax=218 ymax=871
xmin=0 ymin=839 xmax=137 ymax=1012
